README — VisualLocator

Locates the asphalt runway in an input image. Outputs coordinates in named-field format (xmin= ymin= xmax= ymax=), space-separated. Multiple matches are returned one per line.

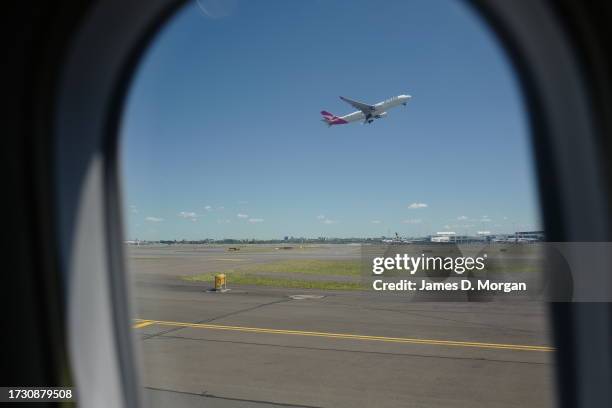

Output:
xmin=129 ymin=245 xmax=556 ymax=408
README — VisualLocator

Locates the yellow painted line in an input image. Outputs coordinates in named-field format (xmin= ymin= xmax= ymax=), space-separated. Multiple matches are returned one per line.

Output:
xmin=133 ymin=320 xmax=155 ymax=329
xmin=132 ymin=319 xmax=554 ymax=352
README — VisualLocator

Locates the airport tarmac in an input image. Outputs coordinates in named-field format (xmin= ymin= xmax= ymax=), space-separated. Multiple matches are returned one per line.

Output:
xmin=129 ymin=244 xmax=555 ymax=408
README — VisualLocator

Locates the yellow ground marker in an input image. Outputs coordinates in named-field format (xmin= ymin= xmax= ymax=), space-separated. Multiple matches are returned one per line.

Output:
xmin=133 ymin=320 xmax=155 ymax=329
xmin=132 ymin=318 xmax=554 ymax=352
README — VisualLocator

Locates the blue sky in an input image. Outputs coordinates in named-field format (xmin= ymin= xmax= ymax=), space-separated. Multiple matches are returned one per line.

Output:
xmin=120 ymin=0 xmax=541 ymax=240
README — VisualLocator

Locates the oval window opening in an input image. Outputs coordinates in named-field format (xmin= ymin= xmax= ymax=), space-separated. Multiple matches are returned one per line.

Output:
xmin=120 ymin=1 xmax=553 ymax=407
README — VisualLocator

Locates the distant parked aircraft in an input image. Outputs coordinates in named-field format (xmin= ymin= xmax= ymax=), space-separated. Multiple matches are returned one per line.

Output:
xmin=321 ymin=94 xmax=411 ymax=126
xmin=382 ymin=232 xmax=410 ymax=244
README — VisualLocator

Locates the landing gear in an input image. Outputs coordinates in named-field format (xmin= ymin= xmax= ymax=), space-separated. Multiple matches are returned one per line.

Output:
xmin=402 ymin=102 xmax=407 ymax=106
xmin=367 ymin=119 xmax=374 ymax=124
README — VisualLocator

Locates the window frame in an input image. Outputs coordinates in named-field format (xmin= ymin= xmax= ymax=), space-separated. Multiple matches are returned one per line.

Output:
xmin=52 ymin=0 xmax=612 ymax=407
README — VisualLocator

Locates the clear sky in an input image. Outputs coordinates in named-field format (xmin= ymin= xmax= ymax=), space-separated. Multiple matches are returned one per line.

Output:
xmin=120 ymin=0 xmax=541 ymax=240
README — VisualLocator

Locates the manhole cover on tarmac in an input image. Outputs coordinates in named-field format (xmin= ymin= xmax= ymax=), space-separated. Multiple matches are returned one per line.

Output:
xmin=289 ymin=294 xmax=325 ymax=300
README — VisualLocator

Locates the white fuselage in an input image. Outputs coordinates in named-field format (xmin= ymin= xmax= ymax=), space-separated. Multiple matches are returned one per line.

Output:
xmin=341 ymin=94 xmax=411 ymax=123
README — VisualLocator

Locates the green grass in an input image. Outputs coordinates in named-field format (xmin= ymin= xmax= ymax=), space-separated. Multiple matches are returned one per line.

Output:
xmin=228 ymin=259 xmax=361 ymax=276
xmin=182 ymin=259 xmax=364 ymax=290
xmin=183 ymin=272 xmax=365 ymax=290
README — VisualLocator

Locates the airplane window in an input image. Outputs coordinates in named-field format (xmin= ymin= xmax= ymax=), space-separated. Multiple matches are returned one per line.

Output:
xmin=120 ymin=1 xmax=554 ymax=406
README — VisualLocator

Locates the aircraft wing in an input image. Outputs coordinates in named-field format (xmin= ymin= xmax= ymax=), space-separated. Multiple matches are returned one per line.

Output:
xmin=339 ymin=96 xmax=375 ymax=114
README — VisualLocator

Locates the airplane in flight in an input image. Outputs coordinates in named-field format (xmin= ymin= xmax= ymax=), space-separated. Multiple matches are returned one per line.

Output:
xmin=321 ymin=94 xmax=412 ymax=126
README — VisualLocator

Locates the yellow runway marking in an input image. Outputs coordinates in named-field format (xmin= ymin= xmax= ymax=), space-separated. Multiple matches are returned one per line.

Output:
xmin=133 ymin=318 xmax=554 ymax=352
xmin=133 ymin=320 xmax=155 ymax=329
